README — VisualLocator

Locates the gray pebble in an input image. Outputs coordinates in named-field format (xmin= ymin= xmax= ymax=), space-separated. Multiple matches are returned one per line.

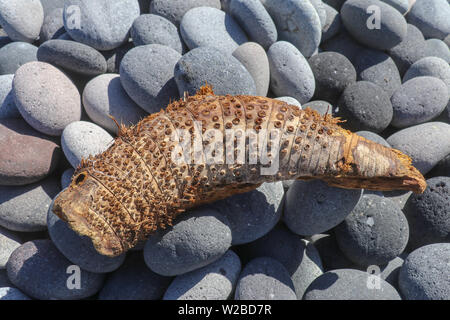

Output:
xmin=0 ymin=176 xmax=60 ymax=232
xmin=321 ymin=30 xmax=364 ymax=64
xmin=0 ymin=226 xmax=21 ymax=268
xmin=0 ymin=42 xmax=38 ymax=75
xmin=102 ymin=42 xmax=134 ymax=74
xmin=0 ymin=74 xmax=19 ymax=119
xmin=303 ymin=100 xmax=333 ymax=115
xmin=275 ymin=97 xmax=302 ymax=109
xmin=83 ymin=74 xmax=148 ymax=134
xmin=321 ymin=3 xmax=341 ymax=43
xmin=423 ymin=38 xmax=450 ymax=63
xmin=380 ymin=254 xmax=405 ymax=287
xmin=322 ymin=0 xmax=346 ymax=10
xmin=235 ymin=257 xmax=297 ymax=300
xmin=356 ymin=131 xmax=391 ymax=147
xmin=428 ymin=154 xmax=450 ymax=178
xmin=267 ymin=41 xmax=315 ymax=104
xmin=309 ymin=234 xmax=359 ymax=271
xmin=144 ymin=207 xmax=232 ymax=276
xmin=386 ymin=122 xmax=450 ymax=174
xmin=310 ymin=0 xmax=327 ymax=28
xmin=120 ymin=44 xmax=181 ymax=113
xmin=174 ymin=46 xmax=256 ymax=96
xmin=399 ymin=243 xmax=450 ymax=299
xmin=164 ymin=250 xmax=241 ymax=300
xmin=63 ymin=0 xmax=140 ymax=51
xmin=0 ymin=287 xmax=31 ymax=300
xmin=380 ymin=0 xmax=409 ymax=14
xmin=6 ymin=240 xmax=105 ymax=300
xmin=304 ymin=269 xmax=401 ymax=300
xmin=403 ymin=57 xmax=450 ymax=93
xmin=60 ymin=168 xmax=74 ymax=189
xmin=407 ymin=0 xmax=450 ymax=40
xmin=40 ymin=0 xmax=65 ymax=17
xmin=40 ymin=8 xmax=65 ymax=42
xmin=61 ymin=121 xmax=114 ymax=168
xmin=180 ymin=7 xmax=247 ymax=55
xmin=382 ymin=190 xmax=412 ymax=210
xmin=150 ymin=0 xmax=221 ymax=26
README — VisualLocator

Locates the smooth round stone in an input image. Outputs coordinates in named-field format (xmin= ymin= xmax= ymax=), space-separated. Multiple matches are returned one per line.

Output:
xmin=303 ymin=100 xmax=333 ymax=115
xmin=40 ymin=0 xmax=65 ymax=16
xmin=390 ymin=76 xmax=448 ymax=128
xmin=353 ymin=49 xmax=402 ymax=97
xmin=0 ymin=287 xmax=31 ymax=300
xmin=321 ymin=30 xmax=365 ymax=64
xmin=267 ymin=41 xmax=315 ymax=104
xmin=0 ymin=119 xmax=61 ymax=186
xmin=180 ymin=7 xmax=247 ymax=55
xmin=0 ymin=0 xmax=44 ymax=43
xmin=237 ymin=224 xmax=323 ymax=299
xmin=380 ymin=0 xmax=409 ymax=13
xmin=13 ymin=62 xmax=82 ymax=136
xmin=403 ymin=57 xmax=450 ymax=92
xmin=235 ymin=257 xmax=297 ymax=300
xmin=275 ymin=97 xmax=302 ymax=109
xmin=261 ymin=0 xmax=321 ymax=58
xmin=337 ymin=81 xmax=393 ymax=133
xmin=63 ymin=0 xmax=140 ymax=51
xmin=40 ymin=8 xmax=65 ymax=42
xmin=304 ymin=269 xmax=401 ymax=300
xmin=356 ymin=131 xmax=391 ymax=147
xmin=284 ymin=179 xmax=363 ymax=236
xmin=131 ymin=14 xmax=184 ymax=54
xmin=209 ymin=182 xmax=284 ymax=245
xmin=309 ymin=234 xmax=359 ymax=271
xmin=407 ymin=0 xmax=450 ymax=40
xmin=334 ymin=194 xmax=409 ymax=267
xmin=0 ymin=74 xmax=19 ymax=119
xmin=60 ymin=168 xmax=74 ymax=189
xmin=37 ymin=40 xmax=107 ymax=76
xmin=150 ymin=0 xmax=221 ymax=26
xmin=0 ymin=176 xmax=60 ymax=232
xmin=386 ymin=122 xmax=450 ymax=174
xmin=174 ymin=46 xmax=256 ymax=96
xmin=232 ymin=42 xmax=270 ymax=97
xmin=341 ymin=0 xmax=407 ymax=50
xmin=61 ymin=121 xmax=114 ymax=168
xmin=308 ymin=52 xmax=357 ymax=103
xmin=102 ymin=42 xmax=134 ymax=74
xmin=144 ymin=207 xmax=232 ymax=276
xmin=404 ymin=176 xmax=450 ymax=250
xmin=399 ymin=243 xmax=450 ymax=300
xmin=321 ymin=3 xmax=341 ymax=43
xmin=164 ymin=250 xmax=241 ymax=300
xmin=83 ymin=74 xmax=147 ymax=134
xmin=0 ymin=226 xmax=21 ymax=268
xmin=309 ymin=0 xmax=327 ymax=27
xmin=99 ymin=252 xmax=172 ymax=300
xmin=424 ymin=39 xmax=450 ymax=63
xmin=47 ymin=194 xmax=126 ymax=274
xmin=0 ymin=42 xmax=38 ymax=75
xmin=229 ymin=0 xmax=277 ymax=50
xmin=7 ymin=240 xmax=105 ymax=300
xmin=120 ymin=44 xmax=181 ymax=113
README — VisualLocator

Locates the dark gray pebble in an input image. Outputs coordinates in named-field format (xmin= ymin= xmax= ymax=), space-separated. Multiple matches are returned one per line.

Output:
xmin=0 ymin=42 xmax=37 ymax=75
xmin=39 ymin=8 xmax=65 ymax=42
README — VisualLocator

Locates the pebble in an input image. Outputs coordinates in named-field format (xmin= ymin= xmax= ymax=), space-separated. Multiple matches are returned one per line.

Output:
xmin=302 ymin=100 xmax=333 ymax=115
xmin=390 ymin=76 xmax=448 ymax=128
xmin=120 ymin=44 xmax=181 ymax=113
xmin=99 ymin=252 xmax=172 ymax=300
xmin=0 ymin=119 xmax=61 ymax=186
xmin=228 ymin=0 xmax=277 ymax=50
xmin=209 ymin=182 xmax=284 ymax=245
xmin=0 ymin=0 xmax=44 ymax=43
xmin=309 ymin=0 xmax=327 ymax=28
xmin=334 ymin=194 xmax=409 ymax=267
xmin=130 ymin=14 xmax=184 ymax=54
xmin=428 ymin=154 xmax=450 ymax=178
xmin=309 ymin=234 xmax=359 ymax=271
xmin=235 ymin=257 xmax=297 ymax=300
xmin=63 ymin=0 xmax=140 ymax=51
xmin=323 ymin=0 xmax=346 ymax=10
xmin=61 ymin=121 xmax=114 ymax=168
xmin=102 ymin=42 xmax=134 ymax=74
xmin=6 ymin=240 xmax=105 ymax=300
xmin=284 ymin=179 xmax=363 ymax=236
xmin=275 ymin=97 xmax=302 ymax=109
xmin=83 ymin=74 xmax=147 ymax=134
xmin=174 ymin=46 xmax=256 ymax=96
xmin=399 ymin=243 xmax=450 ymax=300
xmin=164 ymin=250 xmax=241 ymax=300
xmin=386 ymin=122 xmax=450 ymax=174
xmin=0 ymin=75 xmax=20 ymax=119
xmin=267 ymin=41 xmax=315 ymax=104
xmin=380 ymin=0 xmax=409 ymax=14
xmin=353 ymin=49 xmax=402 ymax=97
xmin=143 ymin=207 xmax=232 ymax=276
xmin=321 ymin=3 xmax=341 ymax=43
xmin=382 ymin=190 xmax=413 ymax=210
xmin=303 ymin=269 xmax=401 ymax=300
xmin=308 ymin=52 xmax=357 ymax=103
xmin=40 ymin=8 xmax=65 ymax=42
xmin=0 ymin=226 xmax=21 ymax=268
xmin=341 ymin=0 xmax=407 ymax=50
xmin=0 ymin=287 xmax=31 ymax=300
xmin=0 ymin=42 xmax=38 ymax=75
xmin=13 ymin=61 xmax=82 ymax=136
xmin=403 ymin=176 xmax=450 ymax=250
xmin=380 ymin=254 xmax=405 ymax=287
xmin=180 ymin=7 xmax=247 ymax=55
xmin=356 ymin=130 xmax=391 ymax=147
xmin=150 ymin=0 xmax=221 ymax=26
xmin=232 ymin=42 xmax=270 ymax=98
xmin=40 ymin=0 xmax=65 ymax=17
xmin=337 ymin=81 xmax=393 ymax=133
xmin=321 ymin=30 xmax=364 ymax=64
xmin=403 ymin=57 xmax=450 ymax=92
xmin=0 ymin=176 xmax=60 ymax=232
xmin=424 ymin=39 xmax=450 ymax=63
xmin=237 ymin=224 xmax=323 ymax=299
xmin=407 ymin=0 xmax=450 ymax=40
xmin=60 ymin=168 xmax=75 ymax=189
xmin=261 ymin=0 xmax=322 ymax=58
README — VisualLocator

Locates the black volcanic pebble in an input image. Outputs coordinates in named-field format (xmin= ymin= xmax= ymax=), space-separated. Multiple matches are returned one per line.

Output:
xmin=403 ymin=176 xmax=450 ymax=250
xmin=337 ymin=81 xmax=393 ymax=133
xmin=308 ymin=52 xmax=357 ymax=103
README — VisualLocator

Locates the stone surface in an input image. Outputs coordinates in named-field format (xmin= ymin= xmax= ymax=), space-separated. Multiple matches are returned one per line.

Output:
xmin=150 ymin=0 xmax=221 ymax=26
xmin=356 ymin=130 xmax=391 ymax=147
xmin=380 ymin=254 xmax=405 ymax=287
xmin=403 ymin=57 xmax=450 ymax=92
xmin=0 ymin=287 xmax=31 ymax=300
xmin=423 ymin=38 xmax=450 ymax=63
xmin=40 ymin=0 xmax=65 ymax=16
xmin=302 ymin=100 xmax=333 ymax=115
xmin=60 ymin=168 xmax=74 ymax=189
xmin=0 ymin=226 xmax=21 ymax=268
xmin=0 ymin=42 xmax=38 ymax=75
xmin=276 ymin=97 xmax=302 ymax=109
xmin=321 ymin=3 xmax=341 ymax=43
xmin=0 ymin=75 xmax=19 ymax=119
xmin=309 ymin=234 xmax=359 ymax=271
xmin=102 ymin=42 xmax=134 ymax=74
xmin=380 ymin=0 xmax=409 ymax=14
xmin=40 ymin=8 xmax=65 ymax=42
xmin=407 ymin=0 xmax=450 ymax=40
xmin=321 ymin=30 xmax=364 ymax=64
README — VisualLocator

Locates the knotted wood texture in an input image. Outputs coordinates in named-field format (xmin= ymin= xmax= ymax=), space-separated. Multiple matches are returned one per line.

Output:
xmin=53 ymin=86 xmax=426 ymax=257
